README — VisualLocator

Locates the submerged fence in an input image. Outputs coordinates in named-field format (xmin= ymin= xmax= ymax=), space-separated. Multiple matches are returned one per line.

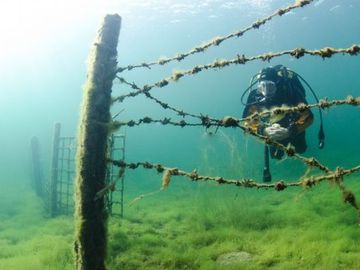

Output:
xmin=30 ymin=136 xmax=44 ymax=198
xmin=48 ymin=123 xmax=76 ymax=217
xmin=106 ymin=134 xmax=126 ymax=218
xmin=30 ymin=123 xmax=126 ymax=217
xmin=28 ymin=0 xmax=360 ymax=221
xmin=29 ymin=1 xmax=358 ymax=268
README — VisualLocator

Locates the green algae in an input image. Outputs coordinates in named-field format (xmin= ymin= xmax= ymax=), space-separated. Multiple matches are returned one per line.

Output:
xmin=1 ymin=174 xmax=360 ymax=270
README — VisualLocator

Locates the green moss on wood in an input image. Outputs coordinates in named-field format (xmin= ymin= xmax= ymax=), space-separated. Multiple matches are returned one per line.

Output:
xmin=74 ymin=14 xmax=121 ymax=270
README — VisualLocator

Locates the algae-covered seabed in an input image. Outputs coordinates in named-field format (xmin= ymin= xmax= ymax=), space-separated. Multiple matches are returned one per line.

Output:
xmin=1 ymin=169 xmax=360 ymax=270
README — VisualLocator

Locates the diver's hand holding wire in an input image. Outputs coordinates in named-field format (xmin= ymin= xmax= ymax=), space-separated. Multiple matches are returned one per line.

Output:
xmin=264 ymin=123 xmax=289 ymax=141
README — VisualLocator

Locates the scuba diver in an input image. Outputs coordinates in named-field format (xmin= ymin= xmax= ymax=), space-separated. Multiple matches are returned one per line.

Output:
xmin=241 ymin=65 xmax=325 ymax=182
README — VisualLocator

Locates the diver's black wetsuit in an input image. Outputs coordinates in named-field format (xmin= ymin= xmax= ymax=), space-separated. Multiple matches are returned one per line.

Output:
xmin=243 ymin=65 xmax=313 ymax=159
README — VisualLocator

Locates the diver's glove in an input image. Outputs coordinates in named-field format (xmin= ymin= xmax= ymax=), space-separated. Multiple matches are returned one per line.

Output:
xmin=264 ymin=123 xmax=289 ymax=141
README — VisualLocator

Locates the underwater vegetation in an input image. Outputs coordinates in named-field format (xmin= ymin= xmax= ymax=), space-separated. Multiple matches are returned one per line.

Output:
xmin=105 ymin=173 xmax=360 ymax=270
xmin=2 ymin=172 xmax=360 ymax=270
xmin=0 ymin=185 xmax=73 ymax=270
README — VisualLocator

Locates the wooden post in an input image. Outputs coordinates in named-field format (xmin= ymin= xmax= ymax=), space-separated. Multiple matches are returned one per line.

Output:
xmin=30 ymin=136 xmax=44 ymax=197
xmin=74 ymin=14 xmax=121 ymax=270
xmin=50 ymin=122 xmax=61 ymax=217
xmin=120 ymin=135 xmax=126 ymax=218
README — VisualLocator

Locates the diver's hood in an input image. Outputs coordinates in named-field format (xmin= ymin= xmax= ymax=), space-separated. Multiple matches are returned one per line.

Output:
xmin=258 ymin=65 xmax=283 ymax=83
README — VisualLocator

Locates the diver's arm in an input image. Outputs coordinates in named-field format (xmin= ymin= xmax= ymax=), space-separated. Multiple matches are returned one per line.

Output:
xmin=242 ymin=91 xmax=265 ymax=134
xmin=243 ymin=104 xmax=264 ymax=134
xmin=292 ymin=109 xmax=314 ymax=134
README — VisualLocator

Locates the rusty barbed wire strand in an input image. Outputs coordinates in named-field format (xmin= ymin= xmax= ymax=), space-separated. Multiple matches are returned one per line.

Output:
xmin=112 ymin=96 xmax=360 ymax=132
xmin=107 ymin=159 xmax=360 ymax=213
xmin=114 ymin=77 xmax=203 ymax=119
xmin=113 ymin=116 xmax=203 ymax=128
xmin=113 ymin=44 xmax=360 ymax=103
xmin=242 ymin=95 xmax=360 ymax=123
xmin=115 ymin=0 xmax=314 ymax=73
xmin=107 ymin=159 xmax=360 ymax=192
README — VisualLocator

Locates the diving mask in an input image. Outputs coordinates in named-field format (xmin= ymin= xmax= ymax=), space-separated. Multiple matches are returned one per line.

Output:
xmin=257 ymin=80 xmax=277 ymax=99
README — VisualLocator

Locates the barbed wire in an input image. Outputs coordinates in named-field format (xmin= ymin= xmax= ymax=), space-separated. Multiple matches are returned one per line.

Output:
xmin=242 ymin=95 xmax=360 ymax=122
xmin=107 ymin=159 xmax=360 ymax=212
xmin=114 ymin=77 xmax=203 ymax=119
xmin=116 ymin=117 xmax=331 ymax=173
xmin=115 ymin=0 xmax=314 ymax=73
xmin=113 ymin=45 xmax=360 ymax=103
xmin=110 ymin=97 xmax=360 ymax=173
xmin=113 ymin=102 xmax=349 ymax=174
xmin=112 ymin=96 xmax=360 ymax=130
xmin=112 ymin=79 xmax=360 ymax=125
xmin=107 ymin=1 xmax=360 ymax=217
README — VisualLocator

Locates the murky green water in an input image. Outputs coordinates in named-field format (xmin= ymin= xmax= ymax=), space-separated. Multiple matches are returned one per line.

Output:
xmin=1 ymin=0 xmax=360 ymax=269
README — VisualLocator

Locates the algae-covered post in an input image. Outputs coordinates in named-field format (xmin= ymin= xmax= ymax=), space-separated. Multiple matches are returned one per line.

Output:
xmin=30 ymin=136 xmax=44 ymax=198
xmin=74 ymin=14 xmax=121 ymax=270
xmin=50 ymin=122 xmax=61 ymax=217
